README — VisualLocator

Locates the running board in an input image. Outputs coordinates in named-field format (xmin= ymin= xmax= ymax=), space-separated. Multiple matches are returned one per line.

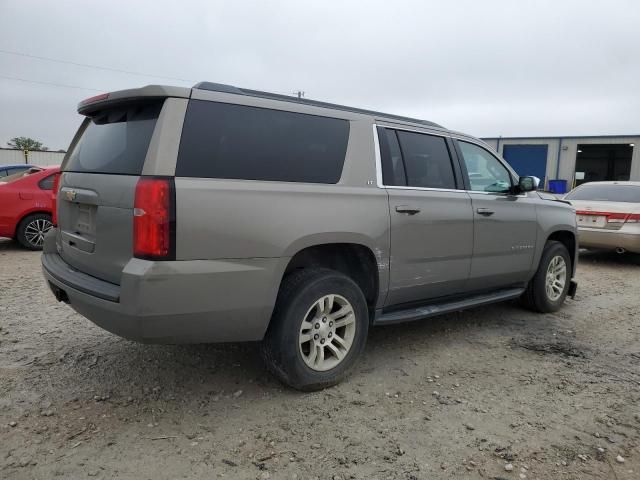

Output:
xmin=374 ymin=287 xmax=525 ymax=325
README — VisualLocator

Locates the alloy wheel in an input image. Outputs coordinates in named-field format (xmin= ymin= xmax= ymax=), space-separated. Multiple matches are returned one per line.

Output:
xmin=545 ymin=255 xmax=567 ymax=301
xmin=24 ymin=218 xmax=52 ymax=248
xmin=298 ymin=294 xmax=356 ymax=372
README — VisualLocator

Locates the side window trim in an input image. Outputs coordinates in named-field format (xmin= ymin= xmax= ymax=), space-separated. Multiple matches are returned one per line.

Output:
xmin=451 ymin=139 xmax=472 ymax=191
xmin=38 ymin=174 xmax=56 ymax=190
xmin=391 ymin=129 xmax=409 ymax=186
xmin=444 ymin=136 xmax=464 ymax=190
xmin=375 ymin=124 xmax=465 ymax=192
xmin=453 ymin=138 xmax=517 ymax=195
xmin=377 ymin=126 xmax=407 ymax=187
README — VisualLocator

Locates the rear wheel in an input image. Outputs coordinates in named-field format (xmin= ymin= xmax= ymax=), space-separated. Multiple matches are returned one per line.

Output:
xmin=262 ymin=268 xmax=369 ymax=391
xmin=16 ymin=213 xmax=53 ymax=250
xmin=521 ymin=240 xmax=571 ymax=312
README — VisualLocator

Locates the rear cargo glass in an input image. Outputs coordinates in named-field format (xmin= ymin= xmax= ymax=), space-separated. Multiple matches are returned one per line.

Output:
xmin=565 ymin=184 xmax=640 ymax=203
xmin=176 ymin=100 xmax=349 ymax=183
xmin=64 ymin=101 xmax=162 ymax=175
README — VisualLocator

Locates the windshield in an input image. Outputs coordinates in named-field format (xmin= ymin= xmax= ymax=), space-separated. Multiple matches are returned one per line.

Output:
xmin=565 ymin=184 xmax=640 ymax=203
xmin=64 ymin=101 xmax=162 ymax=175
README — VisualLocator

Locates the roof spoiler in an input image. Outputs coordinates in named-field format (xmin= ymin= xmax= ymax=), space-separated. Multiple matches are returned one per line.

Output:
xmin=77 ymin=85 xmax=190 ymax=116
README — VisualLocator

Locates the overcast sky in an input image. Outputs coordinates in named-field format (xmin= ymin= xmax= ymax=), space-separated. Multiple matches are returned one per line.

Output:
xmin=1 ymin=0 xmax=639 ymax=151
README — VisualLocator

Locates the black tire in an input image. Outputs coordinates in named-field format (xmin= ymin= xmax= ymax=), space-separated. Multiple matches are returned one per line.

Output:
xmin=261 ymin=268 xmax=369 ymax=391
xmin=521 ymin=240 xmax=571 ymax=313
xmin=16 ymin=213 xmax=53 ymax=251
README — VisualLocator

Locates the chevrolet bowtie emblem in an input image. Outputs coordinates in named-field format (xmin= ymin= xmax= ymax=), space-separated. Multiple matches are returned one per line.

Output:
xmin=65 ymin=190 xmax=77 ymax=201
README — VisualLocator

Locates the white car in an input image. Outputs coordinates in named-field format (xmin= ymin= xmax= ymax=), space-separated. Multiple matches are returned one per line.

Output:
xmin=564 ymin=181 xmax=640 ymax=254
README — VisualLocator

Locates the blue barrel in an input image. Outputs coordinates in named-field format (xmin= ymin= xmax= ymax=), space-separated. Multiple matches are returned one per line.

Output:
xmin=548 ymin=179 xmax=568 ymax=194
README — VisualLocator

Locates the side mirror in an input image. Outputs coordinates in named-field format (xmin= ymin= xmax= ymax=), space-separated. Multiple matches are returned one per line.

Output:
xmin=518 ymin=176 xmax=539 ymax=193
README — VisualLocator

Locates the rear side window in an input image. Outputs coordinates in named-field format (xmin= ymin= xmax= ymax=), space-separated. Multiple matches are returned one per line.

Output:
xmin=380 ymin=129 xmax=456 ymax=189
xmin=176 ymin=100 xmax=350 ymax=183
xmin=64 ymin=101 xmax=162 ymax=175
xmin=38 ymin=174 xmax=56 ymax=190
xmin=565 ymin=184 xmax=640 ymax=202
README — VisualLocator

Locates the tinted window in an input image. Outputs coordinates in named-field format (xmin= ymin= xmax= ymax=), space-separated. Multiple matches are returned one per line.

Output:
xmin=0 ymin=170 xmax=6 ymax=177
xmin=565 ymin=184 xmax=640 ymax=203
xmin=458 ymin=141 xmax=512 ymax=193
xmin=65 ymin=101 xmax=162 ymax=175
xmin=395 ymin=131 xmax=456 ymax=189
xmin=380 ymin=129 xmax=407 ymax=186
xmin=177 ymin=100 xmax=349 ymax=183
xmin=38 ymin=174 xmax=56 ymax=190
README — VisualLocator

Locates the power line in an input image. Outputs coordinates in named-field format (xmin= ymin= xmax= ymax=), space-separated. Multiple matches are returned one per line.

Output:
xmin=0 ymin=49 xmax=304 ymax=96
xmin=0 ymin=74 xmax=103 ymax=92
xmin=0 ymin=48 xmax=196 ymax=83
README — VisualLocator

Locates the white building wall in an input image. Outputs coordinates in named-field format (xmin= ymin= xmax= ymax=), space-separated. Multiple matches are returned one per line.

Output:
xmin=0 ymin=149 xmax=65 ymax=166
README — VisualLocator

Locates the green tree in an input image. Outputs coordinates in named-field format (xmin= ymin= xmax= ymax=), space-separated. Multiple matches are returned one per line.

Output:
xmin=7 ymin=137 xmax=48 ymax=151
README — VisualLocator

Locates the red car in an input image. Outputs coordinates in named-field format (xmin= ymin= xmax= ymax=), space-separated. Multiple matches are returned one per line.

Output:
xmin=0 ymin=166 xmax=60 ymax=250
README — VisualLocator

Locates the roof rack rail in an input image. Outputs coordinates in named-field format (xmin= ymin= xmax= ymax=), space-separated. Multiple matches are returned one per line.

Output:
xmin=192 ymin=81 xmax=443 ymax=128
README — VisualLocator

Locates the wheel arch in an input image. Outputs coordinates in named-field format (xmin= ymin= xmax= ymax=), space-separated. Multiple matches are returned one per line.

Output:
xmin=546 ymin=230 xmax=577 ymax=274
xmin=278 ymin=242 xmax=382 ymax=321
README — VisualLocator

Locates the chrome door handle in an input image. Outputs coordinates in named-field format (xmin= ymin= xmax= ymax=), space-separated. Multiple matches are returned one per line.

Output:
xmin=395 ymin=205 xmax=421 ymax=215
xmin=476 ymin=208 xmax=495 ymax=216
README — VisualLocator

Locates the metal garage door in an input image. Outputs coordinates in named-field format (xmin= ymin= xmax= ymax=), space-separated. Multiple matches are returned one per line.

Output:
xmin=502 ymin=145 xmax=548 ymax=186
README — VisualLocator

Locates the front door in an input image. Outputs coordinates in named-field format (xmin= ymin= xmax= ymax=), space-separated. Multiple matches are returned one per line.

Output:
xmin=455 ymin=140 xmax=538 ymax=290
xmin=378 ymin=127 xmax=474 ymax=306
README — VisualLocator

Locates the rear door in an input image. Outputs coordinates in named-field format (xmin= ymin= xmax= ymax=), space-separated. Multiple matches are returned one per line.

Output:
xmin=57 ymin=100 xmax=164 ymax=284
xmin=379 ymin=127 xmax=474 ymax=306
xmin=454 ymin=140 xmax=538 ymax=290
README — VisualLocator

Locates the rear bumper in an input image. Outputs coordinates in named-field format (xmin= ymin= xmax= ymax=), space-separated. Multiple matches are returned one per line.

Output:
xmin=577 ymin=227 xmax=640 ymax=253
xmin=42 ymin=233 xmax=285 ymax=343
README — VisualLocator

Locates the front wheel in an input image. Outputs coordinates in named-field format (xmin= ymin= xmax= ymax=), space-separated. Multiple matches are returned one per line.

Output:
xmin=262 ymin=268 xmax=369 ymax=391
xmin=521 ymin=240 xmax=572 ymax=313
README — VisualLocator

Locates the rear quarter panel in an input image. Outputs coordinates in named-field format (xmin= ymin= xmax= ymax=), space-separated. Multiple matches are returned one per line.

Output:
xmin=0 ymin=171 xmax=53 ymax=238
xmin=174 ymin=118 xmax=391 ymax=307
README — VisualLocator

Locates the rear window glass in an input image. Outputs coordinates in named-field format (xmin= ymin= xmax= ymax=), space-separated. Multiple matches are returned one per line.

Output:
xmin=64 ymin=101 xmax=162 ymax=175
xmin=176 ymin=100 xmax=349 ymax=183
xmin=565 ymin=184 xmax=640 ymax=203
xmin=38 ymin=174 xmax=56 ymax=190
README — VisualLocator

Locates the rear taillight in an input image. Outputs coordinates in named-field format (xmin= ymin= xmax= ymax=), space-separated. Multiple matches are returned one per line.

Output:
xmin=605 ymin=213 xmax=627 ymax=224
xmin=576 ymin=210 xmax=639 ymax=225
xmin=133 ymin=177 xmax=174 ymax=260
xmin=79 ymin=93 xmax=109 ymax=107
xmin=51 ymin=172 xmax=62 ymax=226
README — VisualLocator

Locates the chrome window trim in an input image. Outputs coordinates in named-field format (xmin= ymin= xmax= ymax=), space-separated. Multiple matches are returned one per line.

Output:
xmin=383 ymin=185 xmax=467 ymax=194
xmin=372 ymin=124 xmax=463 ymax=193
xmin=372 ymin=124 xmax=384 ymax=188
xmin=372 ymin=123 xmax=526 ymax=197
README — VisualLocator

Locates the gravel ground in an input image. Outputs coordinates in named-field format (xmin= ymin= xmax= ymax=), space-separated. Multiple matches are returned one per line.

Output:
xmin=1 ymin=237 xmax=639 ymax=480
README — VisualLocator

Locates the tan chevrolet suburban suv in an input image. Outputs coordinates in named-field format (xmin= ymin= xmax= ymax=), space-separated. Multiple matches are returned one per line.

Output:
xmin=42 ymin=82 xmax=578 ymax=390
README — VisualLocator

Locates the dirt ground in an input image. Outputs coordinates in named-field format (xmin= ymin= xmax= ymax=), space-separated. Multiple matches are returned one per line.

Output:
xmin=1 ymin=238 xmax=639 ymax=480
